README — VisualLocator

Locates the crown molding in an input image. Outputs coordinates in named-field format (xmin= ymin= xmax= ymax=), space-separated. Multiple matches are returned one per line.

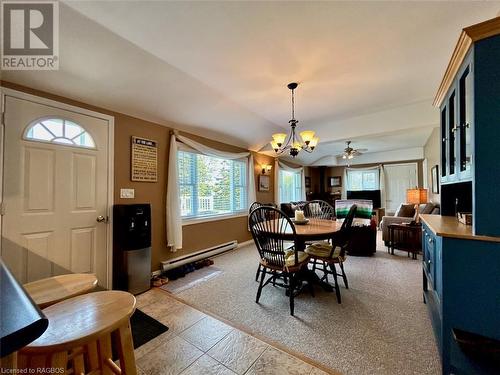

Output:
xmin=433 ymin=16 xmax=500 ymax=107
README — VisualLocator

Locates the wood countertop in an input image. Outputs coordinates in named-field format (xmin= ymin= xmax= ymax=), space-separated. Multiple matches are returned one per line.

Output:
xmin=420 ymin=214 xmax=500 ymax=243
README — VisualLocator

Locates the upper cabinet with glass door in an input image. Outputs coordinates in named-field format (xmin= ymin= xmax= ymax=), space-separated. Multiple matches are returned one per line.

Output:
xmin=438 ymin=53 xmax=473 ymax=184
xmin=457 ymin=60 xmax=473 ymax=180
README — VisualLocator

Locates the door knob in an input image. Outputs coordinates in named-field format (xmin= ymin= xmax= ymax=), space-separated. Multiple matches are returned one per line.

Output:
xmin=96 ymin=215 xmax=107 ymax=223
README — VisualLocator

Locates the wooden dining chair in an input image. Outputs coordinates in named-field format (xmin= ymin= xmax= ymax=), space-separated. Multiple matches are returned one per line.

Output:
xmin=303 ymin=200 xmax=335 ymax=269
xmin=249 ymin=202 xmax=277 ymax=282
xmin=303 ymin=200 xmax=336 ymax=220
xmin=305 ymin=204 xmax=357 ymax=303
xmin=249 ymin=206 xmax=310 ymax=316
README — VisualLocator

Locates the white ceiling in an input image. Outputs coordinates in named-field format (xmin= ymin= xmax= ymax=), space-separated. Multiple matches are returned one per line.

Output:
xmin=3 ymin=1 xmax=500 ymax=164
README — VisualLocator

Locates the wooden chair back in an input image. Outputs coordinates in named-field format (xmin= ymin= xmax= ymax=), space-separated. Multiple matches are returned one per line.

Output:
xmin=249 ymin=201 xmax=277 ymax=214
xmin=249 ymin=207 xmax=297 ymax=268
xmin=304 ymin=200 xmax=335 ymax=220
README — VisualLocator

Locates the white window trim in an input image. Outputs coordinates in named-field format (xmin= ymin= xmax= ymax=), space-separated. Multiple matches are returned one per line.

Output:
xmin=177 ymin=148 xmax=249 ymax=220
xmin=278 ymin=169 xmax=303 ymax=203
xmin=346 ymin=168 xmax=380 ymax=191
xmin=23 ymin=116 xmax=97 ymax=149
xmin=182 ymin=212 xmax=248 ymax=226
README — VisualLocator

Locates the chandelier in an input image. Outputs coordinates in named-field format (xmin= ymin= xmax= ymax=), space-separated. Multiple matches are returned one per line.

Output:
xmin=270 ymin=82 xmax=319 ymax=157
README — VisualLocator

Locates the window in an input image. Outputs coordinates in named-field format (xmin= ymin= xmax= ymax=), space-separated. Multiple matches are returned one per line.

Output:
xmin=279 ymin=170 xmax=302 ymax=203
xmin=24 ymin=118 xmax=95 ymax=148
xmin=347 ymin=169 xmax=379 ymax=191
xmin=178 ymin=150 xmax=248 ymax=219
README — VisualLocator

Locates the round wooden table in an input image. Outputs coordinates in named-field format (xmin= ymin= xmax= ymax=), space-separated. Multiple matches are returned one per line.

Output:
xmin=265 ymin=218 xmax=371 ymax=250
xmin=19 ymin=291 xmax=137 ymax=375
xmin=256 ymin=217 xmax=372 ymax=292
xmin=24 ymin=273 xmax=98 ymax=308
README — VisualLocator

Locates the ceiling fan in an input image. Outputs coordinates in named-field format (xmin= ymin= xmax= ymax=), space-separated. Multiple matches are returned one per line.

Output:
xmin=339 ymin=141 xmax=367 ymax=163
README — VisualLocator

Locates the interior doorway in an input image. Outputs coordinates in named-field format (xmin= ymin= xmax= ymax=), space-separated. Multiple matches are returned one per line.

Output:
xmin=384 ymin=163 xmax=418 ymax=212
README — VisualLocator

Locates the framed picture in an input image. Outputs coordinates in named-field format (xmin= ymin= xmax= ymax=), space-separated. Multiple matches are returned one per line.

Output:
xmin=329 ymin=176 xmax=341 ymax=187
xmin=259 ymin=175 xmax=270 ymax=192
xmin=305 ymin=177 xmax=311 ymax=188
xmin=431 ymin=165 xmax=439 ymax=194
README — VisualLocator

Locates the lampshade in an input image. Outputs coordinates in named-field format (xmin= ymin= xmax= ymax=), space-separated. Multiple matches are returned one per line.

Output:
xmin=300 ymin=130 xmax=315 ymax=144
xmin=407 ymin=188 xmax=428 ymax=205
xmin=309 ymin=136 xmax=319 ymax=148
xmin=272 ymin=133 xmax=287 ymax=146
xmin=270 ymin=140 xmax=279 ymax=151
xmin=292 ymin=141 xmax=302 ymax=150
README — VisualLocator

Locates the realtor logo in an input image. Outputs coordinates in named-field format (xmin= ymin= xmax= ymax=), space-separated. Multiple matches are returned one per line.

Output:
xmin=1 ymin=0 xmax=59 ymax=70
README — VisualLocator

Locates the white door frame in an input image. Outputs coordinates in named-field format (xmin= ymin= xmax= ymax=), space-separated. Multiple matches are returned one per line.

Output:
xmin=0 ymin=86 xmax=115 ymax=288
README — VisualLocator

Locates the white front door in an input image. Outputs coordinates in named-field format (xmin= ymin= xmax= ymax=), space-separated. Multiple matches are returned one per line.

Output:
xmin=1 ymin=94 xmax=112 ymax=287
xmin=384 ymin=163 xmax=418 ymax=212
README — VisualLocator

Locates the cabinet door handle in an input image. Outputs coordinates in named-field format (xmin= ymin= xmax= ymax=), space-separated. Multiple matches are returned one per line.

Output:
xmin=451 ymin=126 xmax=458 ymax=133
xmin=428 ymin=237 xmax=432 ymax=244
xmin=427 ymin=259 xmax=431 ymax=265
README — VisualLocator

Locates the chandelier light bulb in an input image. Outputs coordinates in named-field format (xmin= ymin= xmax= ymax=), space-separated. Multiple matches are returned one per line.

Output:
xmin=270 ymin=140 xmax=279 ymax=152
xmin=272 ymin=133 xmax=287 ymax=147
xmin=299 ymin=130 xmax=315 ymax=145
xmin=309 ymin=136 xmax=319 ymax=149
xmin=292 ymin=141 xmax=302 ymax=150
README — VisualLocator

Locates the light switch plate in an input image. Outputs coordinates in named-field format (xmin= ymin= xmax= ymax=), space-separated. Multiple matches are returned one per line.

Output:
xmin=120 ymin=188 xmax=135 ymax=199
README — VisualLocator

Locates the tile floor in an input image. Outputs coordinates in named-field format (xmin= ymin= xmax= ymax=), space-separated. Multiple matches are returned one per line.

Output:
xmin=134 ymin=288 xmax=335 ymax=375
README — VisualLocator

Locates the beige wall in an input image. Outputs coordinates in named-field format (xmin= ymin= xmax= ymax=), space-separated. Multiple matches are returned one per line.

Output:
xmin=1 ymin=81 xmax=274 ymax=270
xmin=424 ymin=127 xmax=441 ymax=204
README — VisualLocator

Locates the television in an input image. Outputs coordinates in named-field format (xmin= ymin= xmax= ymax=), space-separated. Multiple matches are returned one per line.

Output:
xmin=347 ymin=190 xmax=381 ymax=209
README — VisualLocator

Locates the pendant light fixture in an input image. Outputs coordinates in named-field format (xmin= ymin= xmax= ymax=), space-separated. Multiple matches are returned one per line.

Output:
xmin=270 ymin=82 xmax=319 ymax=157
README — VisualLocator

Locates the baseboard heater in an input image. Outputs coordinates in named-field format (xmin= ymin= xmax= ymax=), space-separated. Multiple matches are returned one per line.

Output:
xmin=161 ymin=240 xmax=238 ymax=272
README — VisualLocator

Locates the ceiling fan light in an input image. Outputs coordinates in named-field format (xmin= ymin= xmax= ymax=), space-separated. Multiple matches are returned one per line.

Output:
xmin=342 ymin=154 xmax=347 ymax=159
xmin=299 ymin=130 xmax=315 ymax=144
xmin=348 ymin=154 xmax=354 ymax=159
xmin=272 ymin=133 xmax=287 ymax=146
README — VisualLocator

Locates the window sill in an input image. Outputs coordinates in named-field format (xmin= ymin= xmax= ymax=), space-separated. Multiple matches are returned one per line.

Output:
xmin=182 ymin=213 xmax=248 ymax=226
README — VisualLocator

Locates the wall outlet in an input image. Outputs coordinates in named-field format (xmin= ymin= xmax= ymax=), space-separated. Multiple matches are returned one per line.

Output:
xmin=120 ymin=188 xmax=135 ymax=199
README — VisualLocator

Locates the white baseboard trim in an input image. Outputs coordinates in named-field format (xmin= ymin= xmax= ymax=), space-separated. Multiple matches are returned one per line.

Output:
xmin=151 ymin=239 xmax=253 ymax=278
xmin=237 ymin=239 xmax=254 ymax=248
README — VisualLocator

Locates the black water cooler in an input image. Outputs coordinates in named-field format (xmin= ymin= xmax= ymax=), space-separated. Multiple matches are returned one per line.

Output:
xmin=113 ymin=204 xmax=151 ymax=294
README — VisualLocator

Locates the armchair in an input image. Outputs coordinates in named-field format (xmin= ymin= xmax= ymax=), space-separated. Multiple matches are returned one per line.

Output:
xmin=381 ymin=203 xmax=440 ymax=244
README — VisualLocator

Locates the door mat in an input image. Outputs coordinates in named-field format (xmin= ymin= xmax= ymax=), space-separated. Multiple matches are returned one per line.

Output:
xmin=160 ymin=266 xmax=222 ymax=294
xmin=130 ymin=309 xmax=169 ymax=349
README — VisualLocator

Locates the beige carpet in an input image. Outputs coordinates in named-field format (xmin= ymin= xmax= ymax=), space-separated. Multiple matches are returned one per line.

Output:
xmin=177 ymin=233 xmax=440 ymax=375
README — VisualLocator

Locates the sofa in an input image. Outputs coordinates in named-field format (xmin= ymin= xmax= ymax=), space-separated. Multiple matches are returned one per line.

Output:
xmin=380 ymin=202 xmax=440 ymax=244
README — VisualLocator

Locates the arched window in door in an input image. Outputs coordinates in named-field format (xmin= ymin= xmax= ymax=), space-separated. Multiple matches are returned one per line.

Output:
xmin=24 ymin=118 xmax=96 ymax=149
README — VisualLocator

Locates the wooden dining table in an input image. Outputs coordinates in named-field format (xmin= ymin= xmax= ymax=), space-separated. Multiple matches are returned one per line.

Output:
xmin=264 ymin=217 xmax=372 ymax=251
xmin=255 ymin=217 xmax=371 ymax=292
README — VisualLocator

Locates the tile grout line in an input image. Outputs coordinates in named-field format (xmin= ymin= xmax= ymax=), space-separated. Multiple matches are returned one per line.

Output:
xmin=171 ymin=335 xmax=205 ymax=375
xmin=241 ymin=346 xmax=270 ymax=375
xmin=204 ymin=352 xmax=240 ymax=375
xmin=158 ymin=288 xmax=342 ymax=375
